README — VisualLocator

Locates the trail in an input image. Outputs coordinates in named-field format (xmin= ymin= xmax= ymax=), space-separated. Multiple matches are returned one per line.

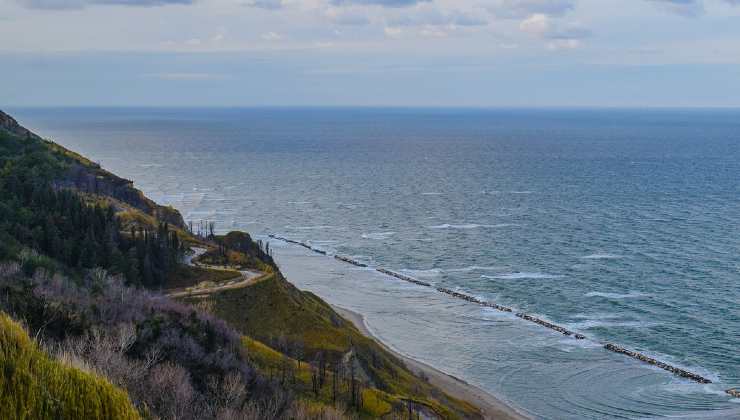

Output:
xmin=166 ymin=246 xmax=266 ymax=298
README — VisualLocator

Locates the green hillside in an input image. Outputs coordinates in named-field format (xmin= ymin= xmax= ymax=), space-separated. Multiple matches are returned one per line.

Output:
xmin=0 ymin=312 xmax=140 ymax=420
xmin=0 ymin=109 xmax=482 ymax=419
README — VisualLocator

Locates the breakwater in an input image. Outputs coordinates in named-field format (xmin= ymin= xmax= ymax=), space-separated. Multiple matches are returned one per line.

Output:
xmin=603 ymin=344 xmax=711 ymax=384
xmin=268 ymin=234 xmax=721 ymax=387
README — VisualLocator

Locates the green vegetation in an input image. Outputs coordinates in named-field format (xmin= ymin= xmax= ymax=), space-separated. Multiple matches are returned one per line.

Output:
xmin=0 ymin=128 xmax=185 ymax=288
xmin=0 ymin=110 xmax=484 ymax=419
xmin=194 ymin=231 xmax=276 ymax=273
xmin=0 ymin=312 xmax=140 ymax=420
xmin=185 ymin=274 xmax=481 ymax=419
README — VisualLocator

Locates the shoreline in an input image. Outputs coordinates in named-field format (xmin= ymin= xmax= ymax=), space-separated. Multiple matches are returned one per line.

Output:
xmin=331 ymin=304 xmax=529 ymax=420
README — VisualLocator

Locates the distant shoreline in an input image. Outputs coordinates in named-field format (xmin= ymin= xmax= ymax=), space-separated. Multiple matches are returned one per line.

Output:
xmin=331 ymin=304 xmax=529 ymax=420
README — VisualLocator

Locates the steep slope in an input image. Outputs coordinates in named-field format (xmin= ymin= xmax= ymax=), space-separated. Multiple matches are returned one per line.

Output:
xmin=0 ymin=312 xmax=140 ymax=420
xmin=185 ymin=274 xmax=482 ymax=419
xmin=0 ymin=109 xmax=484 ymax=419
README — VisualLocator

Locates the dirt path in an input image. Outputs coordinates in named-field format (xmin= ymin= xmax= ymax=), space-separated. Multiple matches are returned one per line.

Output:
xmin=166 ymin=247 xmax=266 ymax=298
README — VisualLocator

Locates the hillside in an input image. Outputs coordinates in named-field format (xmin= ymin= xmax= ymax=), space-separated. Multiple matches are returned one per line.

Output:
xmin=0 ymin=312 xmax=140 ymax=420
xmin=0 ymin=109 xmax=483 ymax=419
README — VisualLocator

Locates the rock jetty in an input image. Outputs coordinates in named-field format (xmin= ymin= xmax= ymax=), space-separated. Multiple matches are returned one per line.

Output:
xmin=267 ymin=234 xmax=719 ymax=386
xmin=515 ymin=312 xmax=582 ymax=338
xmin=603 ymin=344 xmax=712 ymax=384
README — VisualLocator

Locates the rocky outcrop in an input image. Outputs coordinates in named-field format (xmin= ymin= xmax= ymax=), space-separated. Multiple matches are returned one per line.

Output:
xmin=54 ymin=163 xmax=185 ymax=228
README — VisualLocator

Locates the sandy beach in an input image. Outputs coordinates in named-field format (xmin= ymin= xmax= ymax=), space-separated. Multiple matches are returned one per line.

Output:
xmin=331 ymin=305 xmax=529 ymax=420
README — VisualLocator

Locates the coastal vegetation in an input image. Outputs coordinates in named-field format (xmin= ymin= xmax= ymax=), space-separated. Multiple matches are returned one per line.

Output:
xmin=0 ymin=312 xmax=140 ymax=420
xmin=0 ymin=110 xmax=482 ymax=419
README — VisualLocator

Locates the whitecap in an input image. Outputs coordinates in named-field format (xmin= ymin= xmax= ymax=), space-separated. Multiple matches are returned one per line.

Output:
xmin=568 ymin=319 xmax=658 ymax=329
xmin=585 ymin=291 xmax=649 ymax=299
xmin=421 ymin=192 xmax=444 ymax=196
xmin=400 ymin=268 xmax=443 ymax=278
xmin=445 ymin=265 xmax=502 ymax=273
xmin=428 ymin=223 xmax=518 ymax=230
xmin=361 ymin=231 xmax=396 ymax=240
xmin=290 ymin=225 xmax=334 ymax=230
xmin=482 ymin=272 xmax=564 ymax=280
xmin=510 ymin=190 xmax=533 ymax=194
xmin=581 ymin=254 xmax=623 ymax=260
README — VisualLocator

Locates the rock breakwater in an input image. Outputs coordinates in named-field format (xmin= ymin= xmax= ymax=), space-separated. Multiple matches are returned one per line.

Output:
xmin=268 ymin=234 xmax=725 ymax=387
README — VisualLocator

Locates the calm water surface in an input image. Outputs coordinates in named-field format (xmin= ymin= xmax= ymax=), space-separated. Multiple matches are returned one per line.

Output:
xmin=12 ymin=107 xmax=740 ymax=419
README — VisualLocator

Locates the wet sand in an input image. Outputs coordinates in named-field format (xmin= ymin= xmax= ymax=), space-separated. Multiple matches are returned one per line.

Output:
xmin=332 ymin=305 xmax=529 ymax=420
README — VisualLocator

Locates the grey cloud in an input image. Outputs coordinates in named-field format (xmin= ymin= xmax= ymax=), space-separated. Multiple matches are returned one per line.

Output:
xmin=331 ymin=13 xmax=371 ymax=25
xmin=488 ymin=0 xmax=575 ymax=19
xmin=646 ymin=0 xmax=704 ymax=16
xmin=546 ymin=25 xmax=591 ymax=40
xmin=646 ymin=0 xmax=740 ymax=16
xmin=18 ymin=0 xmax=193 ymax=9
xmin=245 ymin=0 xmax=284 ymax=10
xmin=330 ymin=0 xmax=431 ymax=8
xmin=389 ymin=10 xmax=488 ymax=27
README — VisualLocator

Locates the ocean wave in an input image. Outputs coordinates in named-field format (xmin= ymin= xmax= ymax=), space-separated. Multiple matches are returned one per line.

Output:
xmin=421 ymin=192 xmax=444 ymax=196
xmin=361 ymin=231 xmax=396 ymax=240
xmin=445 ymin=265 xmax=502 ymax=273
xmin=400 ymin=268 xmax=443 ymax=278
xmin=289 ymin=225 xmax=334 ymax=230
xmin=482 ymin=272 xmax=564 ymax=280
xmin=585 ymin=291 xmax=650 ymax=299
xmin=428 ymin=223 xmax=518 ymax=230
xmin=568 ymin=319 xmax=660 ymax=330
xmin=581 ymin=254 xmax=623 ymax=260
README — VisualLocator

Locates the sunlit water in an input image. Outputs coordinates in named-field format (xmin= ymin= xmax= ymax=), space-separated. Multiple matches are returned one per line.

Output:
xmin=12 ymin=107 xmax=740 ymax=419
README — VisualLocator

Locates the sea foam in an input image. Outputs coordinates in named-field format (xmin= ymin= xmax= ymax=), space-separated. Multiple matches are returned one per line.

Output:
xmin=428 ymin=223 xmax=518 ymax=230
xmin=585 ymin=291 xmax=649 ymax=299
xmin=482 ymin=272 xmax=564 ymax=280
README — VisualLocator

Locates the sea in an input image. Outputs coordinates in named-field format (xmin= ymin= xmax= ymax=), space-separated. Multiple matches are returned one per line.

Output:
xmin=11 ymin=107 xmax=740 ymax=419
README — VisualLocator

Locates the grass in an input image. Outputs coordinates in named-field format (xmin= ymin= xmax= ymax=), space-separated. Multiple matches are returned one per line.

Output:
xmin=242 ymin=335 xmax=394 ymax=418
xmin=183 ymin=274 xmax=482 ymax=419
xmin=0 ymin=312 xmax=140 ymax=420
xmin=165 ymin=264 xmax=242 ymax=289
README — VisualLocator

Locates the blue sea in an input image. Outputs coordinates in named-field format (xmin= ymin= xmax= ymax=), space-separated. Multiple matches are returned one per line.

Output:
xmin=12 ymin=107 xmax=740 ymax=419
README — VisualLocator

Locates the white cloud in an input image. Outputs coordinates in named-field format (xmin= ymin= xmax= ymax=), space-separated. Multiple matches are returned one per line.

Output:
xmin=519 ymin=13 xmax=590 ymax=48
xmin=261 ymin=31 xmax=283 ymax=40
xmin=519 ymin=13 xmax=551 ymax=36
xmin=18 ymin=0 xmax=193 ymax=10
xmin=384 ymin=26 xmax=403 ymax=38
xmin=488 ymin=0 xmax=575 ymax=19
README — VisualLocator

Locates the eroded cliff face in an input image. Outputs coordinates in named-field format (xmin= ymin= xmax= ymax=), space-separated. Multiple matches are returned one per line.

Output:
xmin=55 ymin=164 xmax=186 ymax=228
xmin=0 ymin=109 xmax=186 ymax=228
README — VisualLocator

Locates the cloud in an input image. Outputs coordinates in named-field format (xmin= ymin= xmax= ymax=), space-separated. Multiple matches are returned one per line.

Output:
xmin=330 ymin=0 xmax=430 ymax=8
xmin=18 ymin=0 xmax=193 ymax=9
xmin=646 ymin=0 xmax=705 ymax=16
xmin=388 ymin=9 xmax=488 ymax=27
xmin=244 ymin=0 xmax=285 ymax=10
xmin=645 ymin=0 xmax=740 ymax=16
xmin=324 ymin=8 xmax=372 ymax=25
xmin=520 ymin=13 xmax=590 ymax=49
xmin=261 ymin=31 xmax=283 ymax=41
xmin=488 ymin=0 xmax=575 ymax=19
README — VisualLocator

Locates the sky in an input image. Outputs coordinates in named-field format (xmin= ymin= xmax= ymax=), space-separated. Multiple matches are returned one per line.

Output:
xmin=2 ymin=0 xmax=740 ymax=107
